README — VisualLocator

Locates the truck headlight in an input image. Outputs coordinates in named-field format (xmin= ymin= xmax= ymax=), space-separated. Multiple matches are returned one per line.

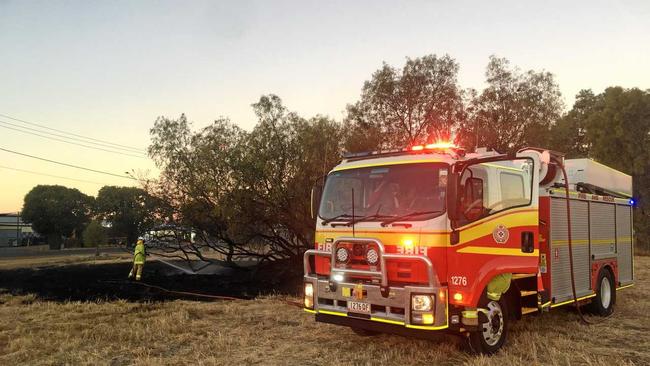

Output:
xmin=336 ymin=247 xmax=350 ymax=264
xmin=304 ymin=283 xmax=314 ymax=309
xmin=366 ymin=247 xmax=379 ymax=265
xmin=411 ymin=294 xmax=433 ymax=312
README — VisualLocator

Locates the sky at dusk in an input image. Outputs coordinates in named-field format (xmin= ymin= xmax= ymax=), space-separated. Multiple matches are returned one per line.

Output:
xmin=1 ymin=0 xmax=649 ymax=212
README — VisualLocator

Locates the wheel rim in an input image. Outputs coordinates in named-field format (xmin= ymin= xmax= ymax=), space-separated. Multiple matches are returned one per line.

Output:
xmin=481 ymin=300 xmax=504 ymax=346
xmin=600 ymin=276 xmax=612 ymax=308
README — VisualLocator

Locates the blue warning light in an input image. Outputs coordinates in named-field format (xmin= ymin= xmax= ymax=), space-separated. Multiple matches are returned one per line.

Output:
xmin=629 ymin=198 xmax=636 ymax=206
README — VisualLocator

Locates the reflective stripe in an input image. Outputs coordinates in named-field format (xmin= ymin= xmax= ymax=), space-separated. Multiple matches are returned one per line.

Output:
xmin=617 ymin=284 xmax=634 ymax=291
xmin=370 ymin=317 xmax=404 ymax=325
xmin=405 ymin=324 xmax=448 ymax=330
xmin=550 ymin=293 xmax=596 ymax=308
xmin=311 ymin=309 xmax=448 ymax=330
xmin=331 ymin=159 xmax=444 ymax=172
xmin=457 ymin=209 xmax=538 ymax=244
xmin=462 ymin=310 xmax=478 ymax=319
xmin=551 ymin=237 xmax=632 ymax=246
xmin=318 ymin=309 xmax=346 ymax=317
xmin=315 ymin=230 xmax=449 ymax=248
xmin=457 ymin=246 xmax=539 ymax=257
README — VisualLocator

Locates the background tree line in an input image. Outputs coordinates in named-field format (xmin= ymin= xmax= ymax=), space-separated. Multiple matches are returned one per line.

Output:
xmin=22 ymin=185 xmax=159 ymax=249
xmin=145 ymin=53 xmax=650 ymax=266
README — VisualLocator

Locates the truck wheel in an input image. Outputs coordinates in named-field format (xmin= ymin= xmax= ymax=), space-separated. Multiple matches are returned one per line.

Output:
xmin=468 ymin=295 xmax=508 ymax=354
xmin=351 ymin=327 xmax=380 ymax=336
xmin=589 ymin=268 xmax=616 ymax=316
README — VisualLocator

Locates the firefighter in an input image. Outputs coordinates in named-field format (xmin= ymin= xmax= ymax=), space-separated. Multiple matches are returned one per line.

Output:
xmin=128 ymin=237 xmax=146 ymax=281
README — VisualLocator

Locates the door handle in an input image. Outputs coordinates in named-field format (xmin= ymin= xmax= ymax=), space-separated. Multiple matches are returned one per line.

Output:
xmin=521 ymin=231 xmax=534 ymax=253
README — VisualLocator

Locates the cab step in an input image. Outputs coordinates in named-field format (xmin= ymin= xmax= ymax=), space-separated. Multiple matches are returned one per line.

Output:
xmin=520 ymin=290 xmax=537 ymax=297
xmin=521 ymin=307 xmax=539 ymax=315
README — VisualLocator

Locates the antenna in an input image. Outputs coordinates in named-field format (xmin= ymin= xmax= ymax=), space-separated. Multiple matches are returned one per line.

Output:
xmin=351 ymin=188 xmax=355 ymax=237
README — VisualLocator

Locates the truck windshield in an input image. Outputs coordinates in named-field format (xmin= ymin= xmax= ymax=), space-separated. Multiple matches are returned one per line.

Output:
xmin=319 ymin=163 xmax=448 ymax=222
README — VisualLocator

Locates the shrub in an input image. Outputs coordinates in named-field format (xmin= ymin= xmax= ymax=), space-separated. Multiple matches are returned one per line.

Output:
xmin=83 ymin=221 xmax=107 ymax=248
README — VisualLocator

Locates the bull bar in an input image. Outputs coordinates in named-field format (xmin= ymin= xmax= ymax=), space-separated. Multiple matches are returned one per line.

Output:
xmin=303 ymin=237 xmax=448 ymax=330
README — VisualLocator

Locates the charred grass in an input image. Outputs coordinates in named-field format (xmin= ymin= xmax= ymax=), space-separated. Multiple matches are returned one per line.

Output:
xmin=0 ymin=257 xmax=648 ymax=365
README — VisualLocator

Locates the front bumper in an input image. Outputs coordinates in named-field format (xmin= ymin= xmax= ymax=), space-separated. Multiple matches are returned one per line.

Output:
xmin=303 ymin=237 xmax=448 ymax=331
xmin=304 ymin=276 xmax=448 ymax=330
xmin=314 ymin=313 xmax=450 ymax=340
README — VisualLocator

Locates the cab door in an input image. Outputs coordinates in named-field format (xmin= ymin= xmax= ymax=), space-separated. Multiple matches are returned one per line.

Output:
xmin=446 ymin=152 xmax=540 ymax=307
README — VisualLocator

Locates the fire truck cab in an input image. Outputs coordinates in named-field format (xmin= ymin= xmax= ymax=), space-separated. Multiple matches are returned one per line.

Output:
xmin=303 ymin=144 xmax=634 ymax=353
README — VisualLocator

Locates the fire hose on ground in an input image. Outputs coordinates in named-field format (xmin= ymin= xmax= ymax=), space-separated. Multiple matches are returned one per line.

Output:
xmin=100 ymin=279 xmax=304 ymax=308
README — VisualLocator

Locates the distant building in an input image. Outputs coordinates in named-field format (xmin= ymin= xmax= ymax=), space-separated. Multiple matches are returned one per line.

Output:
xmin=0 ymin=213 xmax=36 ymax=247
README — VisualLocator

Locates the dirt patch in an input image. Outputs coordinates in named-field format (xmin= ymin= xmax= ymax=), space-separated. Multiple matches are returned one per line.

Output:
xmin=0 ymin=260 xmax=302 ymax=302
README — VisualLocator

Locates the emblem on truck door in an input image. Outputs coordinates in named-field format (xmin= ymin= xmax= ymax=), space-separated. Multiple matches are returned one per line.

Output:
xmin=493 ymin=224 xmax=509 ymax=244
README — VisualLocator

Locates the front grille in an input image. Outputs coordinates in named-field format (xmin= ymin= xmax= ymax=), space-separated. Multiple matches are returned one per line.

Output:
xmin=334 ymin=241 xmax=381 ymax=269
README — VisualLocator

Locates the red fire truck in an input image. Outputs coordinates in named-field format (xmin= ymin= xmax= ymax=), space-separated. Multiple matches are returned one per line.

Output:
xmin=303 ymin=144 xmax=634 ymax=353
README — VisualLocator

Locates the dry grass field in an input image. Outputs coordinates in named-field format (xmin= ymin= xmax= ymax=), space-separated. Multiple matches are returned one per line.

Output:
xmin=0 ymin=256 xmax=648 ymax=365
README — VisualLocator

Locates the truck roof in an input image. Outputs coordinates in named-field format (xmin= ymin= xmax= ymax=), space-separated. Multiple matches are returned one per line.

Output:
xmin=334 ymin=145 xmax=500 ymax=173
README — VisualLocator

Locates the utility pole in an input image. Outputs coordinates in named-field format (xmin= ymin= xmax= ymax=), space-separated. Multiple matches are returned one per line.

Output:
xmin=16 ymin=212 xmax=21 ymax=247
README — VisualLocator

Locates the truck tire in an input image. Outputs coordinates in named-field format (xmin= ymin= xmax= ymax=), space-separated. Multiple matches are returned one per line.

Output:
xmin=468 ymin=294 xmax=509 ymax=354
xmin=351 ymin=327 xmax=380 ymax=336
xmin=589 ymin=268 xmax=616 ymax=316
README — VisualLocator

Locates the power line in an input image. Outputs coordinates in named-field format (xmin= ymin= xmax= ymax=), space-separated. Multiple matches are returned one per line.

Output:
xmin=0 ymin=117 xmax=145 ymax=155
xmin=0 ymin=113 xmax=147 ymax=152
xmin=0 ymin=147 xmax=136 ymax=180
xmin=0 ymin=123 xmax=147 ymax=159
xmin=0 ymin=165 xmax=107 ymax=185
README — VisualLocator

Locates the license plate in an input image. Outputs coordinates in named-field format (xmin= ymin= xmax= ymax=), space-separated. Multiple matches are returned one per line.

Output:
xmin=347 ymin=301 xmax=371 ymax=314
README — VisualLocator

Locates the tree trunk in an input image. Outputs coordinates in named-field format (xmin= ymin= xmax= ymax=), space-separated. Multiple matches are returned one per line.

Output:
xmin=48 ymin=234 xmax=62 ymax=250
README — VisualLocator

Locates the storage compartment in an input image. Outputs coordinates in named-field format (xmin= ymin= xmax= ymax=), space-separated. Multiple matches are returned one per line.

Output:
xmin=563 ymin=159 xmax=632 ymax=197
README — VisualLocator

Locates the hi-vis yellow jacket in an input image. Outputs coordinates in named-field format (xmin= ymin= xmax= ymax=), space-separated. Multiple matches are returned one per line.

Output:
xmin=133 ymin=241 xmax=146 ymax=264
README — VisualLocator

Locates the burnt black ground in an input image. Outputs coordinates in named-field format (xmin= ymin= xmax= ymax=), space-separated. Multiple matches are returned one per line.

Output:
xmin=0 ymin=260 xmax=302 ymax=302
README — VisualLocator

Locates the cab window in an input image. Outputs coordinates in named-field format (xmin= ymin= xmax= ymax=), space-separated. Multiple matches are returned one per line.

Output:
xmin=500 ymin=172 xmax=525 ymax=201
xmin=457 ymin=158 xmax=533 ymax=225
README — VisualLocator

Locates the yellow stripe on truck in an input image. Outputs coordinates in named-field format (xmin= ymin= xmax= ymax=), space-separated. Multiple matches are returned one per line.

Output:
xmin=550 ymin=293 xmax=596 ymax=308
xmin=331 ymin=159 xmax=444 ymax=172
xmin=315 ymin=230 xmax=449 ymax=248
xmin=456 ymin=246 xmax=539 ymax=257
xmin=458 ymin=209 xmax=538 ymax=244
xmin=310 ymin=309 xmax=448 ymax=330
xmin=316 ymin=211 xmax=538 ymax=248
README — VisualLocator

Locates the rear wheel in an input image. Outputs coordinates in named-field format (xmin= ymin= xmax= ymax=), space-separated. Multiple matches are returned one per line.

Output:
xmin=351 ymin=327 xmax=380 ymax=337
xmin=468 ymin=295 xmax=509 ymax=354
xmin=589 ymin=268 xmax=616 ymax=316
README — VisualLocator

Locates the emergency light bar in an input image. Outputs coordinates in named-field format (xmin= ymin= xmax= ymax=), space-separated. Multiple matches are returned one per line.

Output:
xmin=343 ymin=141 xmax=464 ymax=160
xmin=412 ymin=142 xmax=458 ymax=150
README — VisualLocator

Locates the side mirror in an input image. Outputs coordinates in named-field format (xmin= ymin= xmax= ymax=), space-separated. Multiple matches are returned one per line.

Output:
xmin=447 ymin=172 xmax=460 ymax=222
xmin=311 ymin=176 xmax=326 ymax=219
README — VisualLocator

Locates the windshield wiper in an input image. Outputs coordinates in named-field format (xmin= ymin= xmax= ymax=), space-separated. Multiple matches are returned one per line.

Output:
xmin=346 ymin=213 xmax=392 ymax=226
xmin=322 ymin=214 xmax=356 ymax=225
xmin=380 ymin=210 xmax=442 ymax=227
